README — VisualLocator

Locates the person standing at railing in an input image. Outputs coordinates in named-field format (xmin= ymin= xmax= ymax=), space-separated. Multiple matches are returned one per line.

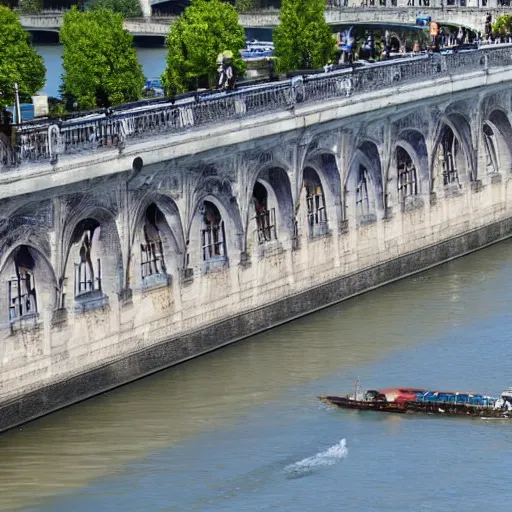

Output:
xmin=485 ymin=13 xmax=492 ymax=42
xmin=217 ymin=60 xmax=226 ymax=89
xmin=216 ymin=57 xmax=234 ymax=90
xmin=456 ymin=27 xmax=464 ymax=46
xmin=225 ymin=59 xmax=235 ymax=90
xmin=430 ymin=20 xmax=439 ymax=48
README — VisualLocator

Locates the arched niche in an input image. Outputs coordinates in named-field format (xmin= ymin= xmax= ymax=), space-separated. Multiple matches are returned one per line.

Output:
xmin=250 ymin=181 xmax=277 ymax=244
xmin=481 ymin=110 xmax=512 ymax=175
xmin=301 ymin=167 xmax=328 ymax=238
xmin=346 ymin=141 xmax=383 ymax=224
xmin=189 ymin=195 xmax=240 ymax=272
xmin=394 ymin=129 xmax=428 ymax=185
xmin=432 ymin=114 xmax=474 ymax=189
xmin=301 ymin=151 xmax=343 ymax=235
xmin=396 ymin=146 xmax=418 ymax=202
xmin=432 ymin=122 xmax=470 ymax=192
xmin=246 ymin=166 xmax=295 ymax=252
xmin=131 ymin=195 xmax=184 ymax=290
xmin=0 ymin=245 xmax=57 ymax=329
xmin=62 ymin=212 xmax=123 ymax=311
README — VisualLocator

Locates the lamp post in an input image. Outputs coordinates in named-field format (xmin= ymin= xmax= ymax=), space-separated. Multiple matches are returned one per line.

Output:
xmin=14 ymin=83 xmax=22 ymax=125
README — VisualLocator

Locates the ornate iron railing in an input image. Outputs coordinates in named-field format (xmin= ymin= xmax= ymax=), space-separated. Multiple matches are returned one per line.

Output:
xmin=3 ymin=45 xmax=512 ymax=170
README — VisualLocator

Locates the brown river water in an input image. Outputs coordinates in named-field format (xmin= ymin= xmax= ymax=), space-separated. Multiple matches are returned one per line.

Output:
xmin=1 ymin=239 xmax=512 ymax=511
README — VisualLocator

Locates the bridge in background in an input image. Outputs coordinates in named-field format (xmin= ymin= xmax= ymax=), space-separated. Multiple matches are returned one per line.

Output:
xmin=21 ymin=5 xmax=512 ymax=39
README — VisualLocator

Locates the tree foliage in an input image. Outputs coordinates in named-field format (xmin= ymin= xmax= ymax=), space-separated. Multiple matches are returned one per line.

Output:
xmin=85 ymin=0 xmax=143 ymax=18
xmin=273 ymin=0 xmax=335 ymax=72
xmin=162 ymin=0 xmax=246 ymax=94
xmin=0 ymin=6 xmax=46 ymax=109
xmin=235 ymin=0 xmax=260 ymax=11
xmin=18 ymin=0 xmax=42 ymax=14
xmin=60 ymin=7 xmax=145 ymax=109
xmin=492 ymin=14 xmax=512 ymax=38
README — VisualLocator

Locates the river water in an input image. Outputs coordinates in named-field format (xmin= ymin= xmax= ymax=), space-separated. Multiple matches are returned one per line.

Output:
xmin=2 ymin=239 xmax=512 ymax=511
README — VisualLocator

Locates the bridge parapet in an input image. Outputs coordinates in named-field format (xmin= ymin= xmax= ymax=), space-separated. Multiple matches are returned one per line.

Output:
xmin=124 ymin=18 xmax=172 ymax=35
xmin=20 ymin=7 xmax=512 ymax=34
xmin=19 ymin=13 xmax=64 ymax=31
xmin=239 ymin=6 xmax=512 ymax=31
xmin=3 ymin=45 xmax=512 ymax=171
xmin=19 ymin=12 xmax=174 ymax=35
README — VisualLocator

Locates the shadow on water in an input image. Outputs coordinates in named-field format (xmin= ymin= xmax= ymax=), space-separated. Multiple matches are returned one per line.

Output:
xmin=1 ymin=240 xmax=512 ymax=510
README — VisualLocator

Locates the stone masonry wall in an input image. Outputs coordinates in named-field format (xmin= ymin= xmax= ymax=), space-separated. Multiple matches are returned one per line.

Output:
xmin=2 ymin=78 xmax=512 ymax=431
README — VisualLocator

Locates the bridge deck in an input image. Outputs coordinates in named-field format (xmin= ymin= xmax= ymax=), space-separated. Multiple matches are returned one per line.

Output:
xmin=2 ymin=44 xmax=512 ymax=180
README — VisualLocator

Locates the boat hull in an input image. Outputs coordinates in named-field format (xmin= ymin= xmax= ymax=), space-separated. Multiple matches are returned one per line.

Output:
xmin=319 ymin=395 xmax=512 ymax=419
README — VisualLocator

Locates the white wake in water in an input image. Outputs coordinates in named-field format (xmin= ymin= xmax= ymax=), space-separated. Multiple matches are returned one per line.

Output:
xmin=284 ymin=439 xmax=348 ymax=477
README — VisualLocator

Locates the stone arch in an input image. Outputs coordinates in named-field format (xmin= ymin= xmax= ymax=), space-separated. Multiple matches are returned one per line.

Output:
xmin=389 ymin=129 xmax=428 ymax=211
xmin=481 ymin=109 xmax=512 ymax=175
xmin=188 ymin=192 xmax=242 ymax=271
xmin=438 ymin=114 xmax=473 ymax=173
xmin=301 ymin=150 xmax=343 ymax=236
xmin=431 ymin=116 xmax=473 ymax=192
xmin=301 ymin=167 xmax=328 ymax=238
xmin=0 ymin=244 xmax=57 ymax=328
xmin=61 ymin=208 xmax=123 ymax=309
xmin=346 ymin=140 xmax=383 ymax=223
xmin=131 ymin=197 xmax=185 ymax=290
xmin=130 ymin=194 xmax=185 ymax=286
xmin=246 ymin=165 xmax=295 ymax=252
xmin=0 ymin=200 xmax=53 ymax=267
xmin=395 ymin=129 xmax=429 ymax=187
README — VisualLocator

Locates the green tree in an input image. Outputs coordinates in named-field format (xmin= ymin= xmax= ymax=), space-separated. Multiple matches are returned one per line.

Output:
xmin=492 ymin=14 xmax=512 ymax=39
xmin=235 ymin=0 xmax=260 ymax=11
xmin=273 ymin=0 xmax=335 ymax=72
xmin=0 ymin=5 xmax=46 ymax=109
xmin=60 ymin=7 xmax=145 ymax=109
xmin=162 ymin=0 xmax=246 ymax=94
xmin=18 ymin=0 xmax=42 ymax=14
xmin=85 ymin=0 xmax=143 ymax=18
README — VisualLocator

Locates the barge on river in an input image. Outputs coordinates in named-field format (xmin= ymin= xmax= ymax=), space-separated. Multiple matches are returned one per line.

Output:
xmin=319 ymin=385 xmax=512 ymax=419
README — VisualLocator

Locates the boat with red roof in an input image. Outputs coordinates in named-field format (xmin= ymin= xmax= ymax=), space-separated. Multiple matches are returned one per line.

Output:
xmin=319 ymin=381 xmax=512 ymax=419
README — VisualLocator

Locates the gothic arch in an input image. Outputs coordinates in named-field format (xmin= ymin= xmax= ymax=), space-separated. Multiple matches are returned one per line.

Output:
xmin=130 ymin=197 xmax=185 ymax=289
xmin=302 ymin=150 xmax=343 ymax=233
xmin=131 ymin=194 xmax=184 ymax=250
xmin=0 ymin=244 xmax=58 ymax=327
xmin=61 ymin=208 xmax=123 ymax=307
xmin=61 ymin=205 xmax=119 ymax=271
xmin=346 ymin=140 xmax=384 ymax=222
xmin=246 ymin=165 xmax=295 ymax=249
xmin=481 ymin=109 xmax=512 ymax=174
xmin=395 ymin=129 xmax=429 ymax=187
xmin=0 ymin=200 xmax=53 ymax=266
xmin=188 ymin=192 xmax=243 ymax=268
xmin=432 ymin=114 xmax=474 ymax=184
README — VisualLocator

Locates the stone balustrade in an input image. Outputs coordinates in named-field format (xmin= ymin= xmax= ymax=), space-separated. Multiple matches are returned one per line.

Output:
xmin=18 ymin=12 xmax=175 ymax=36
xmin=3 ymin=45 xmax=512 ymax=172
xmin=22 ymin=5 xmax=512 ymax=36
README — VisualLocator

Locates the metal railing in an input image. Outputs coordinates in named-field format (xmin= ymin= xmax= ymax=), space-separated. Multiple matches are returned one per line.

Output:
xmin=4 ymin=45 xmax=512 ymax=170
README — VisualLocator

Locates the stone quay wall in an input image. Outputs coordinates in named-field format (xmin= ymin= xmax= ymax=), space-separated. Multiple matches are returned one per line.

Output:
xmin=2 ymin=48 xmax=512 ymax=431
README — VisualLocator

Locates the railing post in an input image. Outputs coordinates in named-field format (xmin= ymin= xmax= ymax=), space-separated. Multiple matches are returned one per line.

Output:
xmin=48 ymin=124 xmax=60 ymax=165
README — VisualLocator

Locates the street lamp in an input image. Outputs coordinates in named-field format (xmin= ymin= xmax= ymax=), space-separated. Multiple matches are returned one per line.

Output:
xmin=14 ymin=83 xmax=22 ymax=125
